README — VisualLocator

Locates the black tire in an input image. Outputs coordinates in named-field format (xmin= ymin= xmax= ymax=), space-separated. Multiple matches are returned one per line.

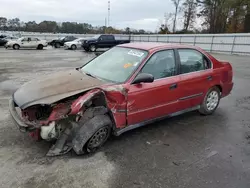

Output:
xmin=85 ymin=124 xmax=111 ymax=153
xmin=89 ymin=44 xmax=96 ymax=52
xmin=37 ymin=44 xmax=43 ymax=50
xmin=199 ymin=86 xmax=221 ymax=115
xmin=72 ymin=110 xmax=112 ymax=155
xmin=13 ymin=44 xmax=20 ymax=50
xmin=55 ymin=42 xmax=60 ymax=48
xmin=71 ymin=44 xmax=77 ymax=50
xmin=84 ymin=47 xmax=90 ymax=52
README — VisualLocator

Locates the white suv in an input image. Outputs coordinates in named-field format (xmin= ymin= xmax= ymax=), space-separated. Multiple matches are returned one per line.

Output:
xmin=5 ymin=37 xmax=48 ymax=50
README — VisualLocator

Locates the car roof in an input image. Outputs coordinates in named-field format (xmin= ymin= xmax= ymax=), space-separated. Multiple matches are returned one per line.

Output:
xmin=118 ymin=42 xmax=199 ymax=51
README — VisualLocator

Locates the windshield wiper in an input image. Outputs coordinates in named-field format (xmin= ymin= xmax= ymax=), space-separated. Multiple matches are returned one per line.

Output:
xmin=85 ymin=72 xmax=96 ymax=78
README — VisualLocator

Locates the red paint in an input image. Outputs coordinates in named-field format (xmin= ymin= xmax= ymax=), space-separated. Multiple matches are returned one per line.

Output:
xmin=70 ymin=89 xmax=102 ymax=114
xmin=24 ymin=43 xmax=234 ymax=130
xmin=67 ymin=44 xmax=233 ymax=128
xmin=29 ymin=129 xmax=40 ymax=141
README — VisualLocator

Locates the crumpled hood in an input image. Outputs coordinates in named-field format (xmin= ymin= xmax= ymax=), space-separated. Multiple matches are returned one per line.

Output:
xmin=13 ymin=69 xmax=105 ymax=109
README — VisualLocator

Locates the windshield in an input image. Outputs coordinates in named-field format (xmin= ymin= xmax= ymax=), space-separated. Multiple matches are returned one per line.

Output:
xmin=80 ymin=47 xmax=148 ymax=83
xmin=59 ymin=37 xmax=65 ymax=40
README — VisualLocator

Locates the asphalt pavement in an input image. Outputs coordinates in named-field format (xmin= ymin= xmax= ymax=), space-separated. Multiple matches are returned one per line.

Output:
xmin=0 ymin=47 xmax=249 ymax=188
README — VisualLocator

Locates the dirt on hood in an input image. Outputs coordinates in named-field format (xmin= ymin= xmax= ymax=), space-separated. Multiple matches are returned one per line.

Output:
xmin=13 ymin=69 xmax=106 ymax=109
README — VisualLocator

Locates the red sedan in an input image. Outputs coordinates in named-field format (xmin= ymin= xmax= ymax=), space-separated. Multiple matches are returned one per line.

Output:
xmin=9 ymin=42 xmax=233 ymax=156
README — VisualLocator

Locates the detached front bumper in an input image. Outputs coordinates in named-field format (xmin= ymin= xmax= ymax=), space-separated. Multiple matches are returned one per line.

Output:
xmin=9 ymin=99 xmax=35 ymax=132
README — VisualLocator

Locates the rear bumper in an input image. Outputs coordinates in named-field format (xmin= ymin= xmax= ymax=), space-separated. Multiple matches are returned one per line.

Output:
xmin=9 ymin=99 xmax=35 ymax=132
xmin=221 ymin=82 xmax=234 ymax=97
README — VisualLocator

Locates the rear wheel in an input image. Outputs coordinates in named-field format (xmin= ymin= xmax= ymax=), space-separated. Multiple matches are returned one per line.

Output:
xmin=71 ymin=44 xmax=77 ymax=50
xmin=37 ymin=44 xmax=43 ymax=50
xmin=199 ymin=87 xmax=221 ymax=115
xmin=13 ymin=44 xmax=20 ymax=50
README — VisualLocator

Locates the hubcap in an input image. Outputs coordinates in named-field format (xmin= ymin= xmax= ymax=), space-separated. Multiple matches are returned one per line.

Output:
xmin=206 ymin=91 xmax=219 ymax=111
xmin=90 ymin=45 xmax=95 ymax=51
xmin=87 ymin=127 xmax=109 ymax=149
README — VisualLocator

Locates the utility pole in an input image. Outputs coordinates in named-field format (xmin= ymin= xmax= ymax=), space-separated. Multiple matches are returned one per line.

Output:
xmin=105 ymin=17 xmax=107 ymax=34
xmin=108 ymin=1 xmax=110 ymax=27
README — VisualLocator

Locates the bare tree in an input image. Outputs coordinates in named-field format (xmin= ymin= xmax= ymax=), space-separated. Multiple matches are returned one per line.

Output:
xmin=181 ymin=0 xmax=197 ymax=31
xmin=171 ymin=0 xmax=182 ymax=32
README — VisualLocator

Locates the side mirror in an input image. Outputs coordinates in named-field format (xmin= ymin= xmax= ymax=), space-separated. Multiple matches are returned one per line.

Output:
xmin=132 ymin=73 xmax=154 ymax=84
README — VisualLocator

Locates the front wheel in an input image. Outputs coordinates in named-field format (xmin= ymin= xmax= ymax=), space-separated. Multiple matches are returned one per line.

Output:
xmin=13 ymin=44 xmax=20 ymax=50
xmin=37 ymin=44 xmax=43 ymax=50
xmin=199 ymin=87 xmax=221 ymax=115
xmin=89 ymin=44 xmax=96 ymax=52
xmin=71 ymin=44 xmax=77 ymax=50
xmin=86 ymin=125 xmax=111 ymax=153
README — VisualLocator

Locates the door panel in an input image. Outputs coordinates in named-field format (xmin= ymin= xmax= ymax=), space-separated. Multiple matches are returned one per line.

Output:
xmin=127 ymin=76 xmax=181 ymax=125
xmin=126 ymin=49 xmax=181 ymax=125
xmin=21 ymin=38 xmax=29 ymax=48
xmin=179 ymin=70 xmax=213 ymax=108
xmin=177 ymin=48 xmax=216 ymax=108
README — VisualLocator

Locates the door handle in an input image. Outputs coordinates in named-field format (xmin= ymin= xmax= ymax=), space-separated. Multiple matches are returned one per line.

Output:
xmin=207 ymin=75 xmax=212 ymax=81
xmin=169 ymin=83 xmax=178 ymax=90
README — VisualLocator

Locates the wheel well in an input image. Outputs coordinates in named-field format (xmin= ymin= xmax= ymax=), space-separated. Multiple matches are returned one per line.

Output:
xmin=90 ymin=93 xmax=116 ymax=130
xmin=215 ymin=85 xmax=222 ymax=93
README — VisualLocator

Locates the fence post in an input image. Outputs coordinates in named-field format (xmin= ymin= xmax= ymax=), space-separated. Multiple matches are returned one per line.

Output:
xmin=193 ymin=35 xmax=197 ymax=46
xmin=157 ymin=35 xmax=159 ymax=42
xmin=140 ymin=35 xmax=142 ymax=42
xmin=210 ymin=36 xmax=215 ymax=52
xmin=167 ymin=35 xmax=169 ymax=43
xmin=148 ymin=35 xmax=150 ymax=42
xmin=179 ymin=36 xmax=182 ymax=44
xmin=231 ymin=35 xmax=236 ymax=54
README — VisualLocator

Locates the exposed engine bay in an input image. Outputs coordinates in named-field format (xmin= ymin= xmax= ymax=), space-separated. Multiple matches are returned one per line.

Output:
xmin=10 ymin=85 xmax=128 ymax=156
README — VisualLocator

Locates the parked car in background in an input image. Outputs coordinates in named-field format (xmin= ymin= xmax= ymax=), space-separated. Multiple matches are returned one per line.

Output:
xmin=5 ymin=37 xmax=48 ymax=50
xmin=0 ymin=34 xmax=8 ymax=38
xmin=4 ymin=36 xmax=19 ymax=41
xmin=82 ymin=34 xmax=130 ymax=52
xmin=0 ymin=36 xmax=18 ymax=46
xmin=9 ymin=43 xmax=233 ymax=156
xmin=49 ymin=36 xmax=77 ymax=48
xmin=64 ymin=38 xmax=86 ymax=50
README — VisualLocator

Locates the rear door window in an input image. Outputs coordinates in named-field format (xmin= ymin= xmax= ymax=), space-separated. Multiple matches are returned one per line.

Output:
xmin=178 ymin=49 xmax=211 ymax=74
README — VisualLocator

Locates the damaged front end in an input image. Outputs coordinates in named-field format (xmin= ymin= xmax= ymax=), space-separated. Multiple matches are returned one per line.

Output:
xmin=9 ymin=86 xmax=128 ymax=157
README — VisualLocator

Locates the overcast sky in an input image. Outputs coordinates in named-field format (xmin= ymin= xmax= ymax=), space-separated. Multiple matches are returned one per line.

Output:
xmin=0 ymin=0 xmax=182 ymax=31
